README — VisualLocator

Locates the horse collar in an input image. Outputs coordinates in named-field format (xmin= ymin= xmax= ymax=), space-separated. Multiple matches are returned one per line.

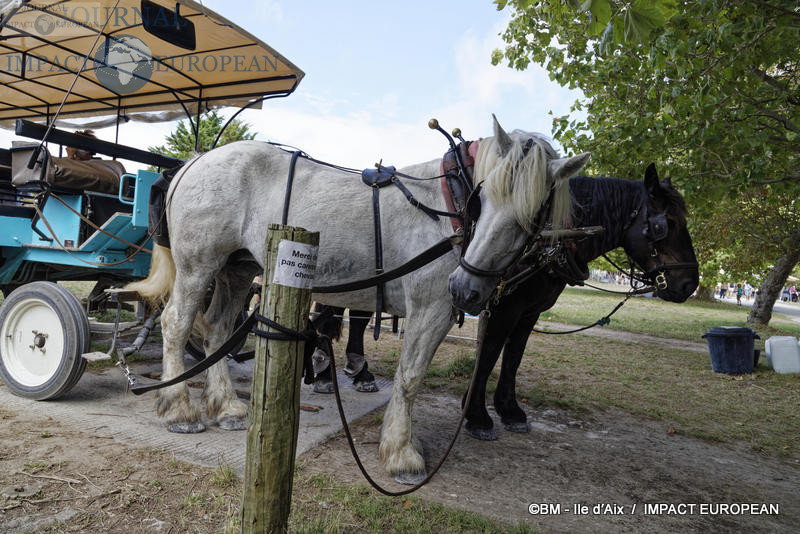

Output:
xmin=440 ymin=140 xmax=479 ymax=233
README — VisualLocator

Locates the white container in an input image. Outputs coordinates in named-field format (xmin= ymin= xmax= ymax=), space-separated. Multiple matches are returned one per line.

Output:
xmin=764 ymin=336 xmax=800 ymax=374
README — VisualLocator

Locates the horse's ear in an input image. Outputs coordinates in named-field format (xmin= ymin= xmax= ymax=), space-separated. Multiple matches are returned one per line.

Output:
xmin=548 ymin=152 xmax=591 ymax=182
xmin=644 ymin=163 xmax=659 ymax=194
xmin=492 ymin=114 xmax=513 ymax=157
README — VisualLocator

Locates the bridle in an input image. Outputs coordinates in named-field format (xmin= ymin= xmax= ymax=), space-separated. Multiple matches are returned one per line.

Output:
xmin=459 ymin=178 xmax=699 ymax=295
xmin=608 ymin=191 xmax=698 ymax=292
xmin=457 ymin=138 xmax=538 ymax=278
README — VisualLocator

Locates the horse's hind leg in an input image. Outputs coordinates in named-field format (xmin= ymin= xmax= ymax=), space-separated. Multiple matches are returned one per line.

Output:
xmin=379 ymin=299 xmax=454 ymax=485
xmin=345 ymin=310 xmax=378 ymax=392
xmin=311 ymin=305 xmax=344 ymax=394
xmin=494 ymin=314 xmax=538 ymax=433
xmin=158 ymin=271 xmax=214 ymax=433
xmin=202 ymin=263 xmax=258 ymax=430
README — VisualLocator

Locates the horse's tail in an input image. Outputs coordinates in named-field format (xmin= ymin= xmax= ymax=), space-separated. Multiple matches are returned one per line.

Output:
xmin=125 ymin=243 xmax=176 ymax=308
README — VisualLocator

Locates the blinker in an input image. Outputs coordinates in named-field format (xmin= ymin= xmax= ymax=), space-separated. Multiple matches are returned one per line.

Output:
xmin=648 ymin=213 xmax=668 ymax=242
xmin=466 ymin=184 xmax=482 ymax=221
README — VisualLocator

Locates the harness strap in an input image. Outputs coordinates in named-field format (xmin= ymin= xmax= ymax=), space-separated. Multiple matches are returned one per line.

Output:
xmin=391 ymin=178 xmax=449 ymax=221
xmin=130 ymin=311 xmax=260 ymax=395
xmin=130 ymin=307 xmax=336 ymax=395
xmin=281 ymin=150 xmax=303 ymax=225
xmin=312 ymin=236 xmax=458 ymax=294
xmin=371 ymin=185 xmax=384 ymax=340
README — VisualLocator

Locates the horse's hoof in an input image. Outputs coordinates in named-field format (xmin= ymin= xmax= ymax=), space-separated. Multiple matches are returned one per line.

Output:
xmin=504 ymin=421 xmax=531 ymax=433
xmin=354 ymin=380 xmax=378 ymax=393
xmin=218 ymin=416 xmax=247 ymax=431
xmin=313 ymin=380 xmax=333 ymax=394
xmin=392 ymin=471 xmax=426 ymax=486
xmin=464 ymin=426 xmax=498 ymax=441
xmin=167 ymin=422 xmax=205 ymax=434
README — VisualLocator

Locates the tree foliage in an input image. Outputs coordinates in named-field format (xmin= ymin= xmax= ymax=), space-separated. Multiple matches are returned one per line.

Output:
xmin=493 ymin=0 xmax=800 ymax=306
xmin=149 ymin=109 xmax=256 ymax=160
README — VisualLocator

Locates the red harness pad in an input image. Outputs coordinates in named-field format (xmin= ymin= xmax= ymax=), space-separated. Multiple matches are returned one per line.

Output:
xmin=440 ymin=141 xmax=478 ymax=232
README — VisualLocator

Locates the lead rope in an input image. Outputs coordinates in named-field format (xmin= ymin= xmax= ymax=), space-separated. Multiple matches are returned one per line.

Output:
xmin=328 ymin=309 xmax=491 ymax=496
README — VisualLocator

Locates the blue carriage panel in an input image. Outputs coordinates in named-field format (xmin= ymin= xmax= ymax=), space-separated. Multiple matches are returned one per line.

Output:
xmin=130 ymin=169 xmax=159 ymax=229
xmin=33 ymin=194 xmax=83 ymax=248
xmin=0 ymin=214 xmax=34 ymax=248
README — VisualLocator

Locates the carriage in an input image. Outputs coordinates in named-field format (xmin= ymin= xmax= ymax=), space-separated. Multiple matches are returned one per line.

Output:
xmin=0 ymin=0 xmax=304 ymax=400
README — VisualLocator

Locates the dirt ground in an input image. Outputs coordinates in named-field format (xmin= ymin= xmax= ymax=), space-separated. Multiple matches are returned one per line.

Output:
xmin=301 ymin=395 xmax=799 ymax=533
xmin=1 ymin=328 xmax=798 ymax=533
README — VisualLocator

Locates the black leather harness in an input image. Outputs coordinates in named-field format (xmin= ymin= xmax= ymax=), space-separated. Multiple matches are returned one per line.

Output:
xmin=360 ymin=164 xmax=458 ymax=339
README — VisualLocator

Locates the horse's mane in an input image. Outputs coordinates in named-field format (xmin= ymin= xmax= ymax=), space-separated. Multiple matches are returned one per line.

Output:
xmin=476 ymin=131 xmax=571 ymax=233
xmin=569 ymin=175 xmax=687 ymax=254
xmin=570 ymin=176 xmax=643 ymax=235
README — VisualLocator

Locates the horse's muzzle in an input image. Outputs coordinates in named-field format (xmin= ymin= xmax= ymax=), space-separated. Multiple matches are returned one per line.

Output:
xmin=448 ymin=269 xmax=494 ymax=315
xmin=656 ymin=271 xmax=699 ymax=303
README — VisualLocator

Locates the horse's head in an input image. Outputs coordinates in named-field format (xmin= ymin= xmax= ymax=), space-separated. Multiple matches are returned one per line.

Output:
xmin=448 ymin=116 xmax=591 ymax=315
xmin=622 ymin=164 xmax=699 ymax=302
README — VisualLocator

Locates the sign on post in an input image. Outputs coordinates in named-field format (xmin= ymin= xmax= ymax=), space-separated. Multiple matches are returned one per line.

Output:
xmin=241 ymin=224 xmax=319 ymax=533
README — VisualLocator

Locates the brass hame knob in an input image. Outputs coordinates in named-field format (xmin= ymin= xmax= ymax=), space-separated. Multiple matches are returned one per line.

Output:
xmin=452 ymin=127 xmax=461 ymax=138
xmin=428 ymin=118 xmax=439 ymax=130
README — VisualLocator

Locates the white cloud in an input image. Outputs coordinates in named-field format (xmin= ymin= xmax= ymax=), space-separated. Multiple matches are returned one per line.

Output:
xmin=1 ymin=16 xmax=583 ymax=172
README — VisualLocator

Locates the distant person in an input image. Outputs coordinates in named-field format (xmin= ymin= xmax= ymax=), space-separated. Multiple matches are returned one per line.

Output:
xmin=720 ymin=285 xmax=727 ymax=299
xmin=736 ymin=284 xmax=743 ymax=306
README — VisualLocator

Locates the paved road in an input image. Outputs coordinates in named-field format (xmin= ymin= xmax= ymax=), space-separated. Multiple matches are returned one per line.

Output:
xmin=717 ymin=295 xmax=800 ymax=323
xmin=0 ymin=353 xmax=392 ymax=475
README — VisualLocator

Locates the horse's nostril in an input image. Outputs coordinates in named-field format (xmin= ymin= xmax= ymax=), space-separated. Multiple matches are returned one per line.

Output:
xmin=467 ymin=290 xmax=481 ymax=304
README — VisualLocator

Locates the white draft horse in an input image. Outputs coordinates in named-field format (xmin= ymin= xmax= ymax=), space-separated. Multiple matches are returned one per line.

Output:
xmin=127 ymin=117 xmax=589 ymax=483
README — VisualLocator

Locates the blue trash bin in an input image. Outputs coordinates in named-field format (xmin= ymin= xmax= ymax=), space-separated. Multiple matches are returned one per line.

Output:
xmin=702 ymin=327 xmax=760 ymax=374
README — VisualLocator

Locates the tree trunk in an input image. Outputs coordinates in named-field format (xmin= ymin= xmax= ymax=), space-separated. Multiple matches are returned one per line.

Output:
xmin=747 ymin=247 xmax=800 ymax=327
xmin=694 ymin=283 xmax=716 ymax=301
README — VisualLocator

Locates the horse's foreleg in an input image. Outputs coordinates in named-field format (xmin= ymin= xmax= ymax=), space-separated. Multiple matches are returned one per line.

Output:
xmin=379 ymin=300 xmax=454 ymax=485
xmin=202 ymin=265 xmax=257 ymax=430
xmin=494 ymin=313 xmax=538 ymax=433
xmin=158 ymin=274 xmax=210 ymax=433
xmin=463 ymin=326 xmax=506 ymax=441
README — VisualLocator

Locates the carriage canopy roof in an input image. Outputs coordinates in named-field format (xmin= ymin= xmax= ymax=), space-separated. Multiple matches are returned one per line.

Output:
xmin=0 ymin=0 xmax=304 ymax=127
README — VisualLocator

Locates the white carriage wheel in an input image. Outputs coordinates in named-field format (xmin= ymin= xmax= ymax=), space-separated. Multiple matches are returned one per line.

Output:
xmin=0 ymin=282 xmax=89 ymax=400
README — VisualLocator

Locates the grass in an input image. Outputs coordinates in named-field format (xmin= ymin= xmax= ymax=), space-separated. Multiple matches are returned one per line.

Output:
xmin=513 ymin=333 xmax=800 ymax=453
xmin=289 ymin=469 xmax=536 ymax=534
xmin=540 ymin=285 xmax=800 ymax=343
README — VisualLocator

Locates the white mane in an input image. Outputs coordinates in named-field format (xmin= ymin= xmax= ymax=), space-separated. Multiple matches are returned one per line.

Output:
xmin=476 ymin=131 xmax=572 ymax=233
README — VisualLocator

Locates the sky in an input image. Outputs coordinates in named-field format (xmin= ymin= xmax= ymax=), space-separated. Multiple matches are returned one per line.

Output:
xmin=1 ymin=0 xmax=584 ymax=169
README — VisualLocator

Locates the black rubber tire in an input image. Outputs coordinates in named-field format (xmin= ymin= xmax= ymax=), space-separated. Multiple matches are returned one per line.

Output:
xmin=0 ymin=282 xmax=89 ymax=400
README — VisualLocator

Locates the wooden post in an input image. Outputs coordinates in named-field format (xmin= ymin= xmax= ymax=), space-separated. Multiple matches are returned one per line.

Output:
xmin=241 ymin=224 xmax=319 ymax=533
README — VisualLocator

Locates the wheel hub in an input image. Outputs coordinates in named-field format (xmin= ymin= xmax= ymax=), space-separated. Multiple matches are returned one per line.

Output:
xmin=31 ymin=330 xmax=48 ymax=351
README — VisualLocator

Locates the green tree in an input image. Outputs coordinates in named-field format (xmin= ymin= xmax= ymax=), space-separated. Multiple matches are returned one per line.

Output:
xmin=149 ymin=109 xmax=256 ymax=160
xmin=493 ymin=0 xmax=800 ymax=324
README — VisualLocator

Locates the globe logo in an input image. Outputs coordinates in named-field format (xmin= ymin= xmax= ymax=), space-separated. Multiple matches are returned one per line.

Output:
xmin=93 ymin=35 xmax=154 ymax=94
xmin=34 ymin=14 xmax=55 ymax=36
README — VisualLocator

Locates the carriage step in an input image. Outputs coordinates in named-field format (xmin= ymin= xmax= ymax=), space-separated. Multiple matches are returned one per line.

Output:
xmin=103 ymin=288 xmax=143 ymax=302
xmin=82 ymin=351 xmax=112 ymax=362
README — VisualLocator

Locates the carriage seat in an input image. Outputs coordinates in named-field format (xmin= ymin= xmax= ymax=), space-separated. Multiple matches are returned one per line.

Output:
xmin=10 ymin=142 xmax=125 ymax=195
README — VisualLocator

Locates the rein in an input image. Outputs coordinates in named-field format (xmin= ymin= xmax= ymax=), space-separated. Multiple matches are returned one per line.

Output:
xmin=328 ymin=309 xmax=491 ymax=496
